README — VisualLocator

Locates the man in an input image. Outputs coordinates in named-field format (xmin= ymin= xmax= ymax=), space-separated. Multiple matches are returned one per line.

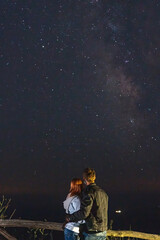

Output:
xmin=66 ymin=168 xmax=108 ymax=240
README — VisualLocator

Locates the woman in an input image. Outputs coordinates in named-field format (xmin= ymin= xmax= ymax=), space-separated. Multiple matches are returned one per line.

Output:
xmin=63 ymin=178 xmax=84 ymax=240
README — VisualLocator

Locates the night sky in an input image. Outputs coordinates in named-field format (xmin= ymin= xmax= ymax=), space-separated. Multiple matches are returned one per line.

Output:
xmin=1 ymin=0 xmax=160 ymax=233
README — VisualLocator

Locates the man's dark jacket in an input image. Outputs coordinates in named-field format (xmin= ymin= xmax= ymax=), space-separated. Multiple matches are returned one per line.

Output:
xmin=68 ymin=183 xmax=108 ymax=232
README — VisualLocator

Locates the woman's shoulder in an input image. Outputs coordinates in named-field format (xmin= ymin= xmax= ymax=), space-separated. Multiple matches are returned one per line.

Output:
xmin=70 ymin=195 xmax=81 ymax=204
xmin=69 ymin=195 xmax=81 ymax=211
xmin=65 ymin=195 xmax=80 ymax=203
xmin=71 ymin=195 xmax=80 ymax=200
xmin=63 ymin=195 xmax=79 ymax=211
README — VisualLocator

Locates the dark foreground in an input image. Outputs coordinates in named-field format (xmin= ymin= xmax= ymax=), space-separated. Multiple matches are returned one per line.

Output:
xmin=3 ymin=192 xmax=160 ymax=239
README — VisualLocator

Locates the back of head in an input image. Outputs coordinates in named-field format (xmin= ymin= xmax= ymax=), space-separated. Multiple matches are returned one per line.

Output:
xmin=83 ymin=167 xmax=96 ymax=183
xmin=69 ymin=178 xmax=83 ymax=197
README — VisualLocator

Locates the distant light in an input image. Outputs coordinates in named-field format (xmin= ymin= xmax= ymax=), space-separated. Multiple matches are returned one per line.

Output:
xmin=115 ymin=210 xmax=122 ymax=214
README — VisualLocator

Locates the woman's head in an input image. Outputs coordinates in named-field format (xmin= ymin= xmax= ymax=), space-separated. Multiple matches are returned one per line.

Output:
xmin=69 ymin=178 xmax=83 ymax=197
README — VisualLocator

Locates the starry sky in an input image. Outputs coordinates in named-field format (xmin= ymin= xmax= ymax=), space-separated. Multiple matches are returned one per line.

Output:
xmin=0 ymin=0 xmax=160 ymax=227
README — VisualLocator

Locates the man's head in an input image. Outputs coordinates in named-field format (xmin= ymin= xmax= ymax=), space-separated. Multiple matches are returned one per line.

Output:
xmin=83 ymin=167 xmax=96 ymax=185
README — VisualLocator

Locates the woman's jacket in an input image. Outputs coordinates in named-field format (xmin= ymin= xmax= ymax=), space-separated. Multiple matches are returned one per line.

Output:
xmin=63 ymin=195 xmax=84 ymax=233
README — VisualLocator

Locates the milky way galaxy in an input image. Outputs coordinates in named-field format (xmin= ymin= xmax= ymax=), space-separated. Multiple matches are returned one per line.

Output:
xmin=0 ymin=0 xmax=160 ymax=233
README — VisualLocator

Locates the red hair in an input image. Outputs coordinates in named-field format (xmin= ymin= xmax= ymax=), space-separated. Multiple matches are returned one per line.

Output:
xmin=69 ymin=178 xmax=83 ymax=197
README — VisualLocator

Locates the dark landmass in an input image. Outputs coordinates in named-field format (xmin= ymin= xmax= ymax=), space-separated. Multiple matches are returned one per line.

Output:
xmin=4 ymin=192 xmax=160 ymax=235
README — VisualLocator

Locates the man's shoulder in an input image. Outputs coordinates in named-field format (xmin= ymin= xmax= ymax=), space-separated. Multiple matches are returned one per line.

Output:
xmin=88 ymin=183 xmax=102 ymax=190
xmin=90 ymin=184 xmax=108 ymax=198
xmin=87 ymin=184 xmax=103 ymax=193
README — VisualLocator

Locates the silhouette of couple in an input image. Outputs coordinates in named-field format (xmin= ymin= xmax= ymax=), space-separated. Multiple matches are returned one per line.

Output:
xmin=63 ymin=168 xmax=108 ymax=240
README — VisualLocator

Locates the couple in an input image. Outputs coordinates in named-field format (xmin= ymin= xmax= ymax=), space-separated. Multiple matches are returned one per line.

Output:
xmin=63 ymin=168 xmax=108 ymax=240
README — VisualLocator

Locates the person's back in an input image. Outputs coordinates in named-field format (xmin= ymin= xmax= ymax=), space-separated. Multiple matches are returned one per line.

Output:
xmin=63 ymin=178 xmax=84 ymax=240
xmin=83 ymin=183 xmax=108 ymax=232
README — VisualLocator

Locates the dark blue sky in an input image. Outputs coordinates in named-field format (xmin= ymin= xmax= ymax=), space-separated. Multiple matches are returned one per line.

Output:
xmin=1 ymin=0 xmax=160 ymax=207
